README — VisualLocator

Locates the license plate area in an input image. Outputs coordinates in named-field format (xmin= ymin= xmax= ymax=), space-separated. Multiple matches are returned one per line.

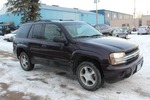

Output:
xmin=136 ymin=61 xmax=143 ymax=72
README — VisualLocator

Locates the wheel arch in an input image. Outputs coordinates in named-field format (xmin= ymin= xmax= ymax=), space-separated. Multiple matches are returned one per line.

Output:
xmin=71 ymin=51 xmax=104 ymax=77
xmin=16 ymin=45 xmax=29 ymax=58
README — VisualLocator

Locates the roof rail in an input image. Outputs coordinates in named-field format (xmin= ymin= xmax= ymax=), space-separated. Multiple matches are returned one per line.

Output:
xmin=59 ymin=19 xmax=74 ymax=21
xmin=34 ymin=20 xmax=51 ymax=22
xmin=24 ymin=19 xmax=74 ymax=24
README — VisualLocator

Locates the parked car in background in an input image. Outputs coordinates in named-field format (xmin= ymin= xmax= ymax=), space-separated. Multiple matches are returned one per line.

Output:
xmin=93 ymin=24 xmax=113 ymax=36
xmin=3 ymin=30 xmax=18 ymax=42
xmin=111 ymin=27 xmax=128 ymax=39
xmin=0 ymin=26 xmax=3 ymax=35
xmin=132 ymin=27 xmax=137 ymax=32
xmin=137 ymin=25 xmax=150 ymax=35
xmin=122 ymin=27 xmax=131 ymax=34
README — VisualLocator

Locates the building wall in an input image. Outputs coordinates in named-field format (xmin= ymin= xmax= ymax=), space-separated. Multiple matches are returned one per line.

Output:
xmin=142 ymin=15 xmax=150 ymax=25
xmin=91 ymin=9 xmax=133 ymax=25
xmin=40 ymin=7 xmax=104 ymax=25
xmin=0 ymin=14 xmax=21 ymax=26
xmin=0 ymin=4 xmax=104 ymax=26
xmin=110 ymin=18 xmax=140 ymax=29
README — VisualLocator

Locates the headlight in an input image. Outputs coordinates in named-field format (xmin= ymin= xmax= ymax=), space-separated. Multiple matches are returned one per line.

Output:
xmin=109 ymin=52 xmax=126 ymax=65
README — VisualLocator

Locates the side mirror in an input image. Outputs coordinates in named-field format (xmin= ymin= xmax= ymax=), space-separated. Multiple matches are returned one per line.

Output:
xmin=53 ymin=36 xmax=67 ymax=43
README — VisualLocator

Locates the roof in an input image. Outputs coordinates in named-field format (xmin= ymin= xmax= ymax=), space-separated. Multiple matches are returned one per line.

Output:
xmin=92 ymin=9 xmax=132 ymax=16
xmin=40 ymin=4 xmax=96 ymax=14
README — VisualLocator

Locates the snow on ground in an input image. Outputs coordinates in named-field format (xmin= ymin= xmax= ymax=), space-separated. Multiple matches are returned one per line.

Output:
xmin=0 ymin=36 xmax=13 ymax=53
xmin=0 ymin=35 xmax=150 ymax=100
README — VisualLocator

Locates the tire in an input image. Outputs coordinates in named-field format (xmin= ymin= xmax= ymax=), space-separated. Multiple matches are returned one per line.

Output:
xmin=19 ymin=52 xmax=34 ymax=71
xmin=124 ymin=35 xmax=127 ymax=39
xmin=76 ymin=62 xmax=104 ymax=91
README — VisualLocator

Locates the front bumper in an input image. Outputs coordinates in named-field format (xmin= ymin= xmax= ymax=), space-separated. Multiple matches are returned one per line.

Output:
xmin=101 ymin=55 xmax=143 ymax=83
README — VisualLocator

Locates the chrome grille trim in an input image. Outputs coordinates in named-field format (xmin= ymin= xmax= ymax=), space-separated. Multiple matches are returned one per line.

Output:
xmin=123 ymin=50 xmax=139 ymax=61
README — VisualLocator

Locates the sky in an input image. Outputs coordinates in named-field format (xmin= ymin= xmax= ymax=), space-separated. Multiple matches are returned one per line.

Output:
xmin=0 ymin=0 xmax=150 ymax=15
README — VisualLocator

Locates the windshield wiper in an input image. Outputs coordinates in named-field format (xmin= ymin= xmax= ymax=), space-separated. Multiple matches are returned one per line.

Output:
xmin=74 ymin=36 xmax=90 ymax=38
xmin=89 ymin=34 xmax=102 ymax=37
xmin=74 ymin=34 xmax=102 ymax=38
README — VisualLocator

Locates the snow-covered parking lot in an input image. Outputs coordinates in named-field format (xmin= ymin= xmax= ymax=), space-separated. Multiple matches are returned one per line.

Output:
xmin=0 ymin=35 xmax=150 ymax=100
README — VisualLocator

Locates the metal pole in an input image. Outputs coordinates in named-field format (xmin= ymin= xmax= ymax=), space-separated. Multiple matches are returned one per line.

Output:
xmin=134 ymin=0 xmax=136 ymax=28
xmin=96 ymin=2 xmax=98 ymax=25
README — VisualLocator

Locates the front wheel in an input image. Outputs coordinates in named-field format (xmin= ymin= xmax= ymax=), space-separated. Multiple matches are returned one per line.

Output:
xmin=76 ymin=62 xmax=104 ymax=91
xmin=19 ymin=52 xmax=34 ymax=71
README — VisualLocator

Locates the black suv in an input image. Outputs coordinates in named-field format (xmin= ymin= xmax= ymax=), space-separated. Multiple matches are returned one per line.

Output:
xmin=13 ymin=20 xmax=143 ymax=91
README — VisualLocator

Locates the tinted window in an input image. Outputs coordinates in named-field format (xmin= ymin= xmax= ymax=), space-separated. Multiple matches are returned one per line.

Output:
xmin=43 ymin=24 xmax=61 ymax=41
xmin=16 ymin=24 xmax=31 ymax=38
xmin=32 ymin=24 xmax=42 ymax=39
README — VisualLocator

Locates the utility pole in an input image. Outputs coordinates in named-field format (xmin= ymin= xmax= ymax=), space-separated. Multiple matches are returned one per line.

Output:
xmin=94 ymin=0 xmax=100 ymax=25
xmin=133 ymin=0 xmax=136 ymax=28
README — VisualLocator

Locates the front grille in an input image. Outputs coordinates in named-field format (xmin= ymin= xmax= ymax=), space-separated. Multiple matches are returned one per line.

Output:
xmin=124 ymin=48 xmax=139 ymax=63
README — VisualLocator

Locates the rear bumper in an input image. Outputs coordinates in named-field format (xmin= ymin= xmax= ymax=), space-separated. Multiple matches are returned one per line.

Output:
xmin=101 ymin=55 xmax=143 ymax=83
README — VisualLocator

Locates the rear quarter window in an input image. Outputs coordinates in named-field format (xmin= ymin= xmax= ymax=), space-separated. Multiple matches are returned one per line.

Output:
xmin=16 ymin=24 xmax=32 ymax=38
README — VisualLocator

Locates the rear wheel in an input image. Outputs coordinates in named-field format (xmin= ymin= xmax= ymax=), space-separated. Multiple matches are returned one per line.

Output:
xmin=76 ymin=62 xmax=104 ymax=91
xmin=124 ymin=34 xmax=127 ymax=39
xmin=19 ymin=52 xmax=34 ymax=71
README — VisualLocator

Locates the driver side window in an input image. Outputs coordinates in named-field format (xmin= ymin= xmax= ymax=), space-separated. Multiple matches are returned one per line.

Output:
xmin=44 ymin=24 xmax=61 ymax=41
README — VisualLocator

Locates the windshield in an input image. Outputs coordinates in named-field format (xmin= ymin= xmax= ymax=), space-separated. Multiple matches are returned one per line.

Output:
xmin=140 ymin=26 xmax=148 ymax=28
xmin=63 ymin=22 xmax=102 ymax=38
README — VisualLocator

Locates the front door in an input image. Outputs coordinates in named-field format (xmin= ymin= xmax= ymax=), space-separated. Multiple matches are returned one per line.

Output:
xmin=40 ymin=23 xmax=73 ymax=66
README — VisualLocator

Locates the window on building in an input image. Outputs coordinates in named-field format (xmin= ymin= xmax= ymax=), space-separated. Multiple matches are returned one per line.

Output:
xmin=107 ymin=13 xmax=110 ymax=18
xmin=114 ymin=14 xmax=116 ymax=18
xmin=120 ymin=16 xmax=122 ymax=19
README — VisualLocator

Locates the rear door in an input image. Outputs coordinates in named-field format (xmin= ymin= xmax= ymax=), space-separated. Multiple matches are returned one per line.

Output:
xmin=28 ymin=24 xmax=45 ymax=63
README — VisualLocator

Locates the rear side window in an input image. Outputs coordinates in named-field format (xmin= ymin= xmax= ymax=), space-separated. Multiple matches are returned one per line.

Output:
xmin=32 ymin=24 xmax=43 ymax=39
xmin=16 ymin=24 xmax=31 ymax=38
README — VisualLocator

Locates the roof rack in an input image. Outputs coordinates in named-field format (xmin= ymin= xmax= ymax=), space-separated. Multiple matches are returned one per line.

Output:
xmin=59 ymin=19 xmax=74 ymax=21
xmin=37 ymin=19 xmax=73 ymax=21
xmin=25 ymin=19 xmax=74 ymax=24
xmin=34 ymin=20 xmax=52 ymax=22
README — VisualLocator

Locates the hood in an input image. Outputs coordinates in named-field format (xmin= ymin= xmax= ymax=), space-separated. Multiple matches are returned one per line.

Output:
xmin=77 ymin=37 xmax=138 ymax=52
